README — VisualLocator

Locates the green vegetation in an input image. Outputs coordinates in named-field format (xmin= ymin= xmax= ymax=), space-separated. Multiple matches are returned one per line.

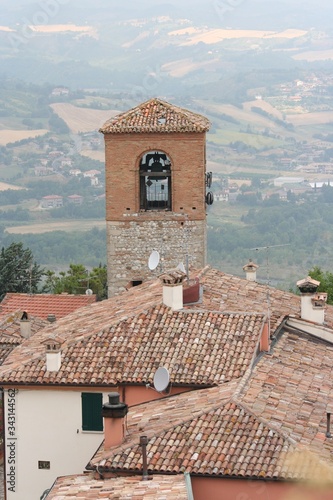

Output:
xmin=43 ymin=263 xmax=107 ymax=300
xmin=0 ymin=242 xmax=44 ymax=300
xmin=208 ymin=189 xmax=333 ymax=288
xmin=0 ymin=227 xmax=106 ymax=269
xmin=308 ymin=266 xmax=333 ymax=305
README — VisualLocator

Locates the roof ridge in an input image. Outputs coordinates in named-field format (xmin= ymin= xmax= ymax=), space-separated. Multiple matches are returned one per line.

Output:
xmin=99 ymin=97 xmax=210 ymax=134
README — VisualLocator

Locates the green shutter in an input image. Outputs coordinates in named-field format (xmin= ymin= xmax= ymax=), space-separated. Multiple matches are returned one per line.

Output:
xmin=81 ymin=393 xmax=103 ymax=431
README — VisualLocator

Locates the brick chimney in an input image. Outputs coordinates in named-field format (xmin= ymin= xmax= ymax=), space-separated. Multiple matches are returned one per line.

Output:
xmin=20 ymin=311 xmax=31 ymax=339
xmin=42 ymin=336 xmax=64 ymax=372
xmin=296 ymin=276 xmax=327 ymax=324
xmin=160 ymin=269 xmax=187 ymax=311
xmin=243 ymin=259 xmax=259 ymax=282
xmin=102 ymin=392 xmax=128 ymax=449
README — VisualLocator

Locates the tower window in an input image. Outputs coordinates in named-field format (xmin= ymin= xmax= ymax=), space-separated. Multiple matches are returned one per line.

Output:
xmin=140 ymin=151 xmax=171 ymax=210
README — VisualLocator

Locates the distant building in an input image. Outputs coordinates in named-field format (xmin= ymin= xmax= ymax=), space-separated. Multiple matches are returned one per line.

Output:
xmin=40 ymin=194 xmax=63 ymax=209
xmin=67 ymin=194 xmax=84 ymax=205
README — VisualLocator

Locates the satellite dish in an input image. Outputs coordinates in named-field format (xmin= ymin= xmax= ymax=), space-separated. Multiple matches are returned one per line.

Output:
xmin=148 ymin=250 xmax=160 ymax=270
xmin=205 ymin=191 xmax=214 ymax=205
xmin=85 ymin=289 xmax=93 ymax=295
xmin=176 ymin=262 xmax=186 ymax=273
xmin=153 ymin=367 xmax=170 ymax=392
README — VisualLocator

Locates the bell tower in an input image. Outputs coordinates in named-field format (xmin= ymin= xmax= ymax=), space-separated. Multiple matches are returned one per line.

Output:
xmin=100 ymin=98 xmax=211 ymax=297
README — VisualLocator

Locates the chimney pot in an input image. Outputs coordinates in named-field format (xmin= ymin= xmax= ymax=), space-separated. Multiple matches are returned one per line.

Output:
xmin=47 ymin=314 xmax=56 ymax=323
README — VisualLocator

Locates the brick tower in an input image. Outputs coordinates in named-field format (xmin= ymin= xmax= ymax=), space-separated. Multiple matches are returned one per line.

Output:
xmin=99 ymin=98 xmax=211 ymax=297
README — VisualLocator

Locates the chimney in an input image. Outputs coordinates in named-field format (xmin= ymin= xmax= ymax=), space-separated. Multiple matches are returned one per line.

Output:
xmin=47 ymin=314 xmax=56 ymax=323
xmin=42 ymin=336 xmax=63 ymax=372
xmin=102 ymin=392 xmax=128 ymax=449
xmin=140 ymin=435 xmax=152 ymax=481
xmin=160 ymin=269 xmax=187 ymax=311
xmin=20 ymin=311 xmax=31 ymax=339
xmin=259 ymin=321 xmax=270 ymax=352
xmin=243 ymin=259 xmax=259 ymax=282
xmin=296 ymin=276 xmax=327 ymax=324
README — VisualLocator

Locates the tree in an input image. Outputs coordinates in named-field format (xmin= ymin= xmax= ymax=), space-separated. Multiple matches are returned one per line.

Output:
xmin=0 ymin=242 xmax=44 ymax=300
xmin=308 ymin=266 xmax=333 ymax=305
xmin=43 ymin=263 xmax=107 ymax=300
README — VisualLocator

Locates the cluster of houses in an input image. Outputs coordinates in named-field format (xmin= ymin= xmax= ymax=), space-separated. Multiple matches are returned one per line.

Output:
xmin=0 ymin=97 xmax=332 ymax=499
xmin=0 ymin=265 xmax=333 ymax=499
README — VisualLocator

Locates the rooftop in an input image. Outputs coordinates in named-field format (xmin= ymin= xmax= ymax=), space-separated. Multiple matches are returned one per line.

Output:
xmin=89 ymin=372 xmax=332 ymax=481
xmin=47 ymin=473 xmax=190 ymax=499
xmin=0 ymin=292 xmax=97 ymax=321
xmin=99 ymin=98 xmax=210 ymax=134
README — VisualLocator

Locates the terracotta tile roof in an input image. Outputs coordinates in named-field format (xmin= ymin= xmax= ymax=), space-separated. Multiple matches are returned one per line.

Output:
xmin=1 ymin=265 xmax=333 ymax=387
xmin=0 ymin=312 xmax=48 ymax=364
xmin=0 ymin=292 xmax=97 ymax=321
xmin=196 ymin=266 xmax=333 ymax=331
xmin=99 ymin=98 xmax=210 ymax=134
xmin=47 ymin=473 xmax=190 ymax=499
xmin=240 ymin=327 xmax=333 ymax=462
xmin=90 ymin=382 xmax=329 ymax=481
xmin=0 ymin=305 xmax=264 ymax=386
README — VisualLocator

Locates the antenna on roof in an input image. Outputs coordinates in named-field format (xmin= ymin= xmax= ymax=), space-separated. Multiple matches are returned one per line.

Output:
xmin=249 ymin=243 xmax=290 ymax=337
xmin=153 ymin=367 xmax=170 ymax=392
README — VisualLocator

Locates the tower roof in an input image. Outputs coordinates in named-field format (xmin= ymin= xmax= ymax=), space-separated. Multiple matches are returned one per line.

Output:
xmin=99 ymin=98 xmax=210 ymax=134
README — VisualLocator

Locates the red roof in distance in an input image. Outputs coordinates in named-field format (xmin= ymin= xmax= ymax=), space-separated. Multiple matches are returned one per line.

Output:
xmin=0 ymin=293 xmax=96 ymax=321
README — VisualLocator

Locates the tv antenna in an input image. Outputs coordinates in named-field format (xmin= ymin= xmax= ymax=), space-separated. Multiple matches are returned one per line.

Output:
xmin=249 ymin=243 xmax=290 ymax=336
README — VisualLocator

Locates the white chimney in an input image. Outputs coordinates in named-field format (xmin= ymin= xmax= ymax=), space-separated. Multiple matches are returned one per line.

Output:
xmin=243 ymin=259 xmax=259 ymax=281
xmin=20 ymin=311 xmax=31 ymax=339
xmin=296 ymin=276 xmax=327 ymax=324
xmin=42 ymin=336 xmax=64 ymax=372
xmin=160 ymin=269 xmax=187 ymax=311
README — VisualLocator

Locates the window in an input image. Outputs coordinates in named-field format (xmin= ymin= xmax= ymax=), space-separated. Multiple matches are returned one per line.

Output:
xmin=140 ymin=151 xmax=171 ymax=210
xmin=81 ymin=392 xmax=103 ymax=431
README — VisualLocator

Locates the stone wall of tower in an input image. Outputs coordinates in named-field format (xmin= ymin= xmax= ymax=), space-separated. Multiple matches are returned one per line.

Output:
xmin=106 ymin=217 xmax=206 ymax=297
xmin=103 ymin=130 xmax=208 ymax=296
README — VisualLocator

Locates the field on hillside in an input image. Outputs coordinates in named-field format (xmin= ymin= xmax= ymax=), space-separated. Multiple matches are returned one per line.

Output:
xmin=293 ymin=49 xmax=333 ymax=61
xmin=209 ymin=129 xmax=285 ymax=149
xmin=242 ymin=100 xmax=284 ymax=120
xmin=0 ymin=129 xmax=48 ymax=145
xmin=162 ymin=58 xmax=219 ymax=78
xmin=0 ymin=181 xmax=26 ymax=191
xmin=286 ymin=111 xmax=333 ymax=126
xmin=6 ymin=220 xmax=106 ymax=234
xmin=198 ymin=101 xmax=291 ymax=131
xmin=50 ymin=103 xmax=118 ymax=133
xmin=169 ymin=28 xmax=307 ymax=46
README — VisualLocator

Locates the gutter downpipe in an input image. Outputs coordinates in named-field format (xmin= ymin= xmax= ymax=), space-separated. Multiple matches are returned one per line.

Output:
xmin=184 ymin=472 xmax=194 ymax=500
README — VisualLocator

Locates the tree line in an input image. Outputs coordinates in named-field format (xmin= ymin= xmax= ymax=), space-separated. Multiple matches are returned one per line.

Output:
xmin=0 ymin=242 xmax=107 ymax=301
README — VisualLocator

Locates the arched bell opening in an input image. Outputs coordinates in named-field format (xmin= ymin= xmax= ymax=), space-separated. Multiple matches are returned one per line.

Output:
xmin=139 ymin=151 xmax=172 ymax=210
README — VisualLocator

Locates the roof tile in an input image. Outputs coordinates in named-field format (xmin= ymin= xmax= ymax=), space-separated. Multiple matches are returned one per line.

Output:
xmin=99 ymin=98 xmax=210 ymax=134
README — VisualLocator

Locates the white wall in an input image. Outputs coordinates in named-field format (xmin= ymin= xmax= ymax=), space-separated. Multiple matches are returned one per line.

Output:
xmin=4 ymin=388 xmax=109 ymax=500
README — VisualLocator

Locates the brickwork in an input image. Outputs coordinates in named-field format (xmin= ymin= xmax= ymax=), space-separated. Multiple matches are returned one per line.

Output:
xmin=104 ymin=132 xmax=206 ymax=220
xmin=101 ymin=100 xmax=209 ymax=296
